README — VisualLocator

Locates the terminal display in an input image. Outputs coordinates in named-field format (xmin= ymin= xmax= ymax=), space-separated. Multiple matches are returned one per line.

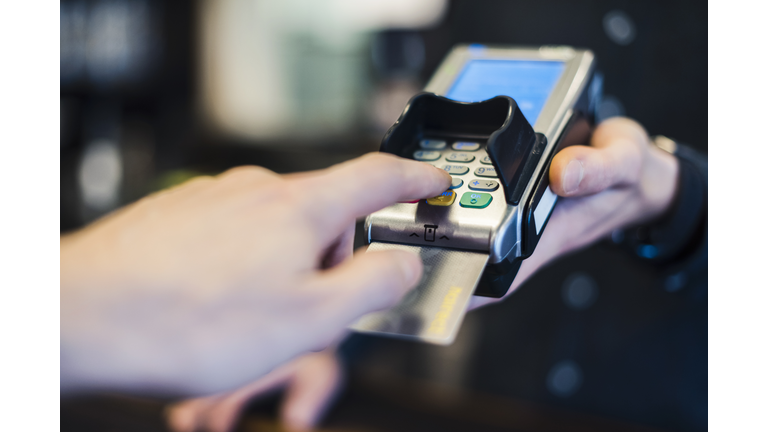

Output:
xmin=446 ymin=59 xmax=565 ymax=124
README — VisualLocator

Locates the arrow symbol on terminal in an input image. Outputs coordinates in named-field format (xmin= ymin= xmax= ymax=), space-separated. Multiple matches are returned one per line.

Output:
xmin=439 ymin=235 xmax=450 ymax=240
xmin=409 ymin=233 xmax=419 ymax=237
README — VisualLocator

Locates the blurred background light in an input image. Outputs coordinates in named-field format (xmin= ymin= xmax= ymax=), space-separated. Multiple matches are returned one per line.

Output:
xmin=78 ymin=139 xmax=122 ymax=211
xmin=546 ymin=360 xmax=583 ymax=398
xmin=603 ymin=10 xmax=636 ymax=46
xmin=561 ymin=272 xmax=599 ymax=311
xmin=61 ymin=0 xmax=158 ymax=86
xmin=199 ymin=0 xmax=446 ymax=142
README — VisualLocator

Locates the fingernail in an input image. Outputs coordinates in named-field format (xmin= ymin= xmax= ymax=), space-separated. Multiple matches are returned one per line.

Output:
xmin=563 ymin=160 xmax=584 ymax=194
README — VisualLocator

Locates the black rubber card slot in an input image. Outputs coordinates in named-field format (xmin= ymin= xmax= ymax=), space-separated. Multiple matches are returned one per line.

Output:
xmin=380 ymin=92 xmax=544 ymax=204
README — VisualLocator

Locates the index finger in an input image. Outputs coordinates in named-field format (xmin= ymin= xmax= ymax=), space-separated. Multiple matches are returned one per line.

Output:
xmin=295 ymin=153 xmax=451 ymax=237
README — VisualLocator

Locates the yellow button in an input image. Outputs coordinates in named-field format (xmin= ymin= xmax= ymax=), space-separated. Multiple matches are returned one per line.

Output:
xmin=426 ymin=190 xmax=456 ymax=206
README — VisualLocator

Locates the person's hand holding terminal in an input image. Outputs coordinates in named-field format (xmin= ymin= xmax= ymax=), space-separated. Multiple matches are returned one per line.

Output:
xmin=61 ymin=154 xmax=451 ymax=394
xmin=470 ymin=117 xmax=679 ymax=307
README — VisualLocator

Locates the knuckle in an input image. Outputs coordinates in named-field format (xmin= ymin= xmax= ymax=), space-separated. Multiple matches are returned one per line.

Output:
xmin=364 ymin=152 xmax=397 ymax=163
xmin=363 ymin=152 xmax=403 ymax=173
xmin=219 ymin=165 xmax=278 ymax=183
xmin=184 ymin=175 xmax=215 ymax=187
xmin=143 ymin=175 xmax=216 ymax=204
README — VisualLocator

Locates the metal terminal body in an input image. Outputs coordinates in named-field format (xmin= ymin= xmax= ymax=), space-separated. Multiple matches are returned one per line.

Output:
xmin=353 ymin=45 xmax=599 ymax=344
xmin=366 ymin=45 xmax=597 ymax=269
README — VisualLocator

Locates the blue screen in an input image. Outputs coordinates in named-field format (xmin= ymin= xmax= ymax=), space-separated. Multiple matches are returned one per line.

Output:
xmin=446 ymin=60 xmax=565 ymax=124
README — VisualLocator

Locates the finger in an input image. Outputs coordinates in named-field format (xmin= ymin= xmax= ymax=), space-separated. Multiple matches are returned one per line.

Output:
xmin=295 ymin=153 xmax=451 ymax=234
xmin=590 ymin=117 xmax=649 ymax=150
xmin=216 ymin=165 xmax=281 ymax=184
xmin=320 ymin=223 xmax=356 ymax=269
xmin=192 ymin=362 xmax=299 ymax=432
xmin=211 ymin=166 xmax=284 ymax=202
xmin=281 ymin=352 xmax=344 ymax=431
xmin=550 ymin=118 xmax=647 ymax=197
xmin=166 ymin=396 xmax=221 ymax=432
xmin=309 ymin=249 xmax=423 ymax=323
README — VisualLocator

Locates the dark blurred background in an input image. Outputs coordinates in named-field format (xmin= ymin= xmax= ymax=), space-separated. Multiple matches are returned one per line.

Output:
xmin=61 ymin=0 xmax=707 ymax=431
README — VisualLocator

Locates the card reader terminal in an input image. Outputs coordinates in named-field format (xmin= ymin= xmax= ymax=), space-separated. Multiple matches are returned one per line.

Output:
xmin=351 ymin=45 xmax=601 ymax=344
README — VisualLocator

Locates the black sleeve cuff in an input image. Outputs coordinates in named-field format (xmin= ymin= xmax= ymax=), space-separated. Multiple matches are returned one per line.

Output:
xmin=615 ymin=143 xmax=708 ymax=266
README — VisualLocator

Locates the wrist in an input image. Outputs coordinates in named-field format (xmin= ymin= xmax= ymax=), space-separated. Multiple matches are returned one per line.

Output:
xmin=637 ymin=142 xmax=679 ymax=224
xmin=617 ymin=138 xmax=707 ymax=264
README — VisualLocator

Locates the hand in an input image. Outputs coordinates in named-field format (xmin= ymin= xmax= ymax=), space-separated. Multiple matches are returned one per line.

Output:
xmin=471 ymin=117 xmax=679 ymax=308
xmin=61 ymin=153 xmax=451 ymax=394
xmin=160 ymin=117 xmax=678 ymax=429
xmin=167 ymin=349 xmax=342 ymax=432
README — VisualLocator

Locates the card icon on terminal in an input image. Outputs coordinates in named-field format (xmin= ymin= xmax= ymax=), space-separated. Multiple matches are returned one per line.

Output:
xmin=424 ymin=224 xmax=437 ymax=242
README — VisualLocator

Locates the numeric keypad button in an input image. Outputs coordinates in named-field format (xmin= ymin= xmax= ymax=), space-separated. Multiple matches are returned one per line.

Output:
xmin=452 ymin=142 xmax=481 ymax=151
xmin=442 ymin=165 xmax=470 ymax=175
xmin=420 ymin=139 xmax=447 ymax=150
xmin=474 ymin=166 xmax=497 ymax=177
xmin=445 ymin=152 xmax=475 ymax=163
xmin=413 ymin=150 xmax=441 ymax=161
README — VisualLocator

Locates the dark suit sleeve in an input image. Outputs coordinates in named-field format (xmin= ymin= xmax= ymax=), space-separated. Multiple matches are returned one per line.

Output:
xmin=615 ymin=143 xmax=708 ymax=296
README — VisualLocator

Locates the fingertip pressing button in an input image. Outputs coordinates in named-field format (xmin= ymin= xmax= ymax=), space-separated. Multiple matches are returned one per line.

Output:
xmin=427 ymin=190 xmax=456 ymax=206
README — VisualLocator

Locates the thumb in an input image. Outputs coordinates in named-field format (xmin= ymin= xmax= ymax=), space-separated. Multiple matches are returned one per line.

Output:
xmin=280 ymin=351 xmax=344 ymax=431
xmin=310 ymin=248 xmax=423 ymax=323
xmin=549 ymin=118 xmax=646 ymax=197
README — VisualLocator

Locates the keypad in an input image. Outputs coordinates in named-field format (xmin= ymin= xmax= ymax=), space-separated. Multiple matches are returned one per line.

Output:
xmin=420 ymin=139 xmax=447 ymax=150
xmin=442 ymin=164 xmax=470 ymax=175
xmin=410 ymin=139 xmax=500 ymax=210
xmin=445 ymin=152 xmax=475 ymax=163
xmin=452 ymin=141 xmax=481 ymax=151
xmin=474 ymin=166 xmax=497 ymax=177
xmin=427 ymin=190 xmax=456 ymax=206
xmin=468 ymin=179 xmax=499 ymax=191
xmin=460 ymin=192 xmax=493 ymax=208
xmin=414 ymin=150 xmax=441 ymax=161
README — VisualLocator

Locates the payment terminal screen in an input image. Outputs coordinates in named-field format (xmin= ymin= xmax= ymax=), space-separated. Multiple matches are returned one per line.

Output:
xmin=446 ymin=60 xmax=565 ymax=124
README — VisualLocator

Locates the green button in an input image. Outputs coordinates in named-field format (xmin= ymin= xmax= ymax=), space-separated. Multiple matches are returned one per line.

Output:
xmin=459 ymin=192 xmax=493 ymax=208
